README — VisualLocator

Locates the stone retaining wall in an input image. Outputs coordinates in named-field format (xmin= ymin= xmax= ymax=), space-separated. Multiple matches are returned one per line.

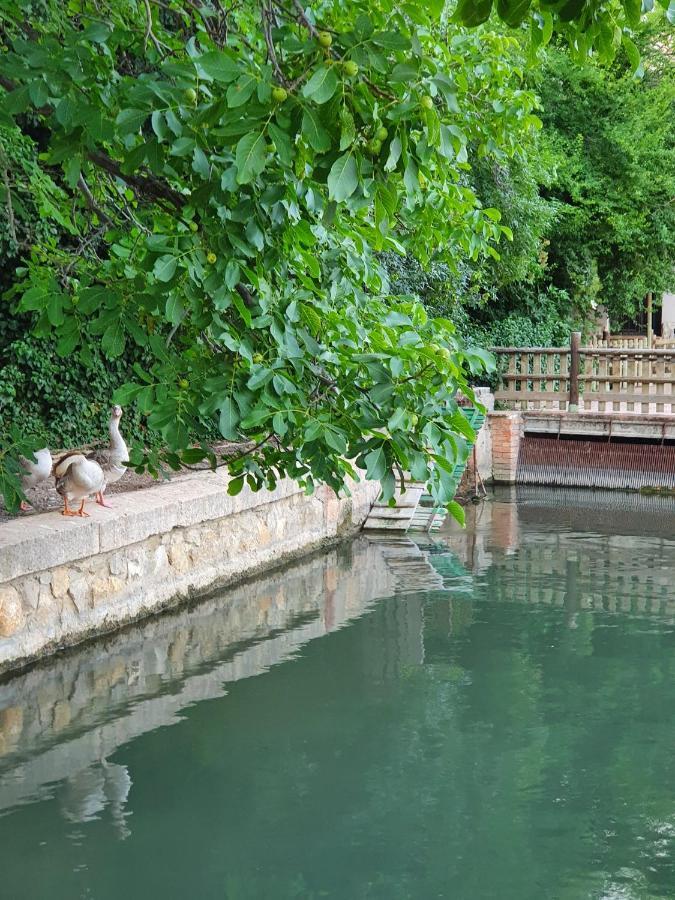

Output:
xmin=0 ymin=471 xmax=380 ymax=673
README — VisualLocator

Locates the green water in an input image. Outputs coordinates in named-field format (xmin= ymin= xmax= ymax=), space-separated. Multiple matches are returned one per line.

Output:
xmin=2 ymin=489 xmax=675 ymax=899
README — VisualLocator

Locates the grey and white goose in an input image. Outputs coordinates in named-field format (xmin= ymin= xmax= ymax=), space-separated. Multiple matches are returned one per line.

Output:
xmin=86 ymin=405 xmax=129 ymax=507
xmin=19 ymin=447 xmax=53 ymax=511
xmin=54 ymin=453 xmax=106 ymax=517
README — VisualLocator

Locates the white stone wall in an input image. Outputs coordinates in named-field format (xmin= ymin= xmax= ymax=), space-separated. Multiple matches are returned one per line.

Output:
xmin=662 ymin=291 xmax=675 ymax=339
xmin=0 ymin=471 xmax=380 ymax=673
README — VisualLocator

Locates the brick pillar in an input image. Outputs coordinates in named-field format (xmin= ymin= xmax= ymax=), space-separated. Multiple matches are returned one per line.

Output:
xmin=489 ymin=411 xmax=522 ymax=484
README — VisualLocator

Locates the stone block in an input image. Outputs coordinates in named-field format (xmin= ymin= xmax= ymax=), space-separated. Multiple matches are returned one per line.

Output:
xmin=68 ymin=576 xmax=91 ymax=613
xmin=152 ymin=546 xmax=169 ymax=575
xmin=51 ymin=567 xmax=70 ymax=599
xmin=168 ymin=542 xmax=190 ymax=574
xmin=109 ymin=552 xmax=128 ymax=578
xmin=91 ymin=576 xmax=125 ymax=607
xmin=0 ymin=586 xmax=24 ymax=637
xmin=20 ymin=576 xmax=40 ymax=611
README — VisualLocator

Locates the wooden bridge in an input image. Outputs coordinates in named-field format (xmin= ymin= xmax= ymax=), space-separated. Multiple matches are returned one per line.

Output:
xmin=492 ymin=332 xmax=675 ymax=414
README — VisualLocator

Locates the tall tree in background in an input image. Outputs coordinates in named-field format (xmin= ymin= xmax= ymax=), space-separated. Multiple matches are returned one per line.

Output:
xmin=536 ymin=21 xmax=675 ymax=324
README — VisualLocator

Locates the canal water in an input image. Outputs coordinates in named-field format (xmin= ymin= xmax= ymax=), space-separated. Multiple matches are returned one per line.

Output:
xmin=2 ymin=488 xmax=675 ymax=899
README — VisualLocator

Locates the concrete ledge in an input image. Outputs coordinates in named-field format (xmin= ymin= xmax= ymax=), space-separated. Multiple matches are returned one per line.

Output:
xmin=0 ymin=472 xmax=380 ymax=673
xmin=522 ymin=410 xmax=675 ymax=441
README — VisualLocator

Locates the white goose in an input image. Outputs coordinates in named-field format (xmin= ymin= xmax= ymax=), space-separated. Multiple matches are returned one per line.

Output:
xmin=54 ymin=453 xmax=106 ymax=517
xmin=19 ymin=447 xmax=53 ymax=511
xmin=87 ymin=405 xmax=129 ymax=507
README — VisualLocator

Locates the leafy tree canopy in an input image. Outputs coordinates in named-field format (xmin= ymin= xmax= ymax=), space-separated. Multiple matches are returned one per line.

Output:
xmin=0 ymin=0 xmax=665 ymax=512
xmin=535 ymin=22 xmax=675 ymax=323
xmin=0 ymin=0 xmax=545 ymax=512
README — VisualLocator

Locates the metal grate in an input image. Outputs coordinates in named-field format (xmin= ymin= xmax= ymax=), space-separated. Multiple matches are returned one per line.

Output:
xmin=516 ymin=436 xmax=675 ymax=491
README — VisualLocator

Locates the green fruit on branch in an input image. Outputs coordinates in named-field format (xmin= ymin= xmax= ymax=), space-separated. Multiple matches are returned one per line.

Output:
xmin=178 ymin=379 xmax=189 ymax=390
xmin=420 ymin=95 xmax=434 ymax=110
xmin=189 ymin=221 xmax=198 ymax=232
xmin=184 ymin=87 xmax=197 ymax=104
xmin=318 ymin=31 xmax=333 ymax=48
xmin=206 ymin=252 xmax=217 ymax=264
xmin=272 ymin=86 xmax=288 ymax=103
xmin=375 ymin=126 xmax=388 ymax=142
xmin=367 ymin=138 xmax=382 ymax=155
xmin=343 ymin=60 xmax=359 ymax=78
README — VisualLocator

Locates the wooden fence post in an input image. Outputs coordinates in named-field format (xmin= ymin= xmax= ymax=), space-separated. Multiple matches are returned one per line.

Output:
xmin=568 ymin=331 xmax=581 ymax=412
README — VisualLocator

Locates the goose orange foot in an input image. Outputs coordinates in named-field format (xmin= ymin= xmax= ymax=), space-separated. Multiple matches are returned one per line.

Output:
xmin=62 ymin=500 xmax=89 ymax=517
xmin=95 ymin=492 xmax=113 ymax=508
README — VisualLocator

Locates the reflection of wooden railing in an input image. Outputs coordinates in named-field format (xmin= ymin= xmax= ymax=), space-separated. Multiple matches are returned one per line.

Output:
xmin=492 ymin=336 xmax=675 ymax=412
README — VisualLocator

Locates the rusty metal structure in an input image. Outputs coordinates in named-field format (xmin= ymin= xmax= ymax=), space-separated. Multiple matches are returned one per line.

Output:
xmin=516 ymin=436 xmax=675 ymax=491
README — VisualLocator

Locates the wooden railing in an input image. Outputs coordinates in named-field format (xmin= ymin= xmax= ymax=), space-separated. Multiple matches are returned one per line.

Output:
xmin=588 ymin=334 xmax=675 ymax=350
xmin=492 ymin=334 xmax=675 ymax=413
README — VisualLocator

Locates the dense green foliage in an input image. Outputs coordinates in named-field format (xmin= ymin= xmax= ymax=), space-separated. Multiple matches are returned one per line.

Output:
xmin=394 ymin=16 xmax=674 ymax=347
xmin=0 ymin=0 xmax=664 ymax=512
xmin=0 ymin=0 xmax=550 ymax=512
xmin=535 ymin=27 xmax=675 ymax=324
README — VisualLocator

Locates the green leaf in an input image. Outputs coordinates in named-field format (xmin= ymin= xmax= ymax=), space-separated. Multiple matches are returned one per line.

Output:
xmin=385 ymin=136 xmax=402 ymax=171
xmin=496 ymin=0 xmax=531 ymax=26
xmin=447 ymin=500 xmax=465 ymax=527
xmin=302 ymin=66 xmax=339 ymax=104
xmin=227 ymin=75 xmax=257 ymax=108
xmin=269 ymin=123 xmax=292 ymax=165
xmin=170 ymin=137 xmax=196 ymax=156
xmin=227 ymin=475 xmax=245 ymax=495
xmin=365 ymin=446 xmax=387 ymax=481
xmin=621 ymin=0 xmax=642 ymax=26
xmin=196 ymin=51 xmax=240 ymax=82
xmin=235 ymin=131 xmax=267 ymax=184
xmin=192 ymin=146 xmax=210 ymax=179
xmin=371 ymin=31 xmax=411 ymax=49
xmin=452 ymin=0 xmax=494 ymax=26
xmin=113 ymin=383 xmax=144 ymax=405
xmin=116 ymin=108 xmax=148 ymax=135
xmin=101 ymin=319 xmax=126 ymax=357
xmin=302 ymin=108 xmax=331 ymax=152
xmin=46 ymin=293 xmax=64 ymax=327
xmin=55 ymin=97 xmax=77 ymax=129
xmin=153 ymin=255 xmax=178 ymax=282
xmin=339 ymin=108 xmax=356 ymax=151
xmin=165 ymin=294 xmax=184 ymax=325
xmin=622 ymin=34 xmax=641 ymax=74
xmin=327 ymin=153 xmax=358 ymax=202
xmin=232 ymin=291 xmax=252 ymax=327
xmin=63 ymin=155 xmax=82 ymax=189
xmin=219 ymin=398 xmax=240 ymax=440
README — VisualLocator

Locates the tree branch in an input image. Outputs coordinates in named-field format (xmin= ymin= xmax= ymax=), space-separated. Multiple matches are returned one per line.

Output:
xmin=87 ymin=150 xmax=187 ymax=209
xmin=143 ymin=0 xmax=170 ymax=55
xmin=235 ymin=282 xmax=256 ymax=308
xmin=261 ymin=1 xmax=288 ymax=86
xmin=291 ymin=0 xmax=318 ymax=36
